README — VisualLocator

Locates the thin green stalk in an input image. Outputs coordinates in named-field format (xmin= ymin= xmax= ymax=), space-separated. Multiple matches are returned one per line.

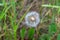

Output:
xmin=14 ymin=32 xmax=17 ymax=40
xmin=10 ymin=0 xmax=17 ymax=40
xmin=42 ymin=4 xmax=60 ymax=8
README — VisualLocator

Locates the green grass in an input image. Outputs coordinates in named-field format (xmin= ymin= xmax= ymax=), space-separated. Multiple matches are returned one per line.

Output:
xmin=0 ymin=0 xmax=60 ymax=40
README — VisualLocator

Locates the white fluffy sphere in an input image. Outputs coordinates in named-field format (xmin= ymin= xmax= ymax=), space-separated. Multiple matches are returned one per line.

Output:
xmin=25 ymin=11 xmax=40 ymax=27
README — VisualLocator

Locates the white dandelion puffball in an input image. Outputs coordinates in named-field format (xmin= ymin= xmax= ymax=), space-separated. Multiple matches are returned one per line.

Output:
xmin=25 ymin=11 xmax=40 ymax=27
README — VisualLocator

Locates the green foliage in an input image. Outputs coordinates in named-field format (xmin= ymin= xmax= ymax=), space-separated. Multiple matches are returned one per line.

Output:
xmin=0 ymin=0 xmax=60 ymax=40
xmin=56 ymin=0 xmax=60 ymax=6
xmin=42 ymin=4 xmax=60 ymax=8
xmin=20 ymin=27 xmax=26 ymax=39
xmin=57 ymin=34 xmax=60 ymax=40
xmin=28 ymin=28 xmax=35 ymax=39
xmin=49 ymin=23 xmax=57 ymax=34
xmin=0 ymin=5 xmax=12 ymax=20
xmin=40 ymin=34 xmax=50 ymax=40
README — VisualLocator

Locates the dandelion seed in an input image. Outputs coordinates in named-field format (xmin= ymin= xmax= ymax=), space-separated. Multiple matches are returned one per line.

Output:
xmin=25 ymin=11 xmax=40 ymax=27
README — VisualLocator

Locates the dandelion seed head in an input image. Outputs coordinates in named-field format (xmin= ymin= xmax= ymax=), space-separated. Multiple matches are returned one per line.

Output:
xmin=25 ymin=11 xmax=40 ymax=27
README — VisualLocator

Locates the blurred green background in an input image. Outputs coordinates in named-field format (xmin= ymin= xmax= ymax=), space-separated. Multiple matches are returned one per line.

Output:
xmin=0 ymin=0 xmax=60 ymax=40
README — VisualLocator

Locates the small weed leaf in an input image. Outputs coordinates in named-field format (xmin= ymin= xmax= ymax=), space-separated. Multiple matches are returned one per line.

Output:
xmin=49 ymin=23 xmax=57 ymax=34
xmin=57 ymin=34 xmax=60 ymax=40
xmin=28 ymin=28 xmax=35 ymax=39
xmin=20 ymin=27 xmax=26 ymax=39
